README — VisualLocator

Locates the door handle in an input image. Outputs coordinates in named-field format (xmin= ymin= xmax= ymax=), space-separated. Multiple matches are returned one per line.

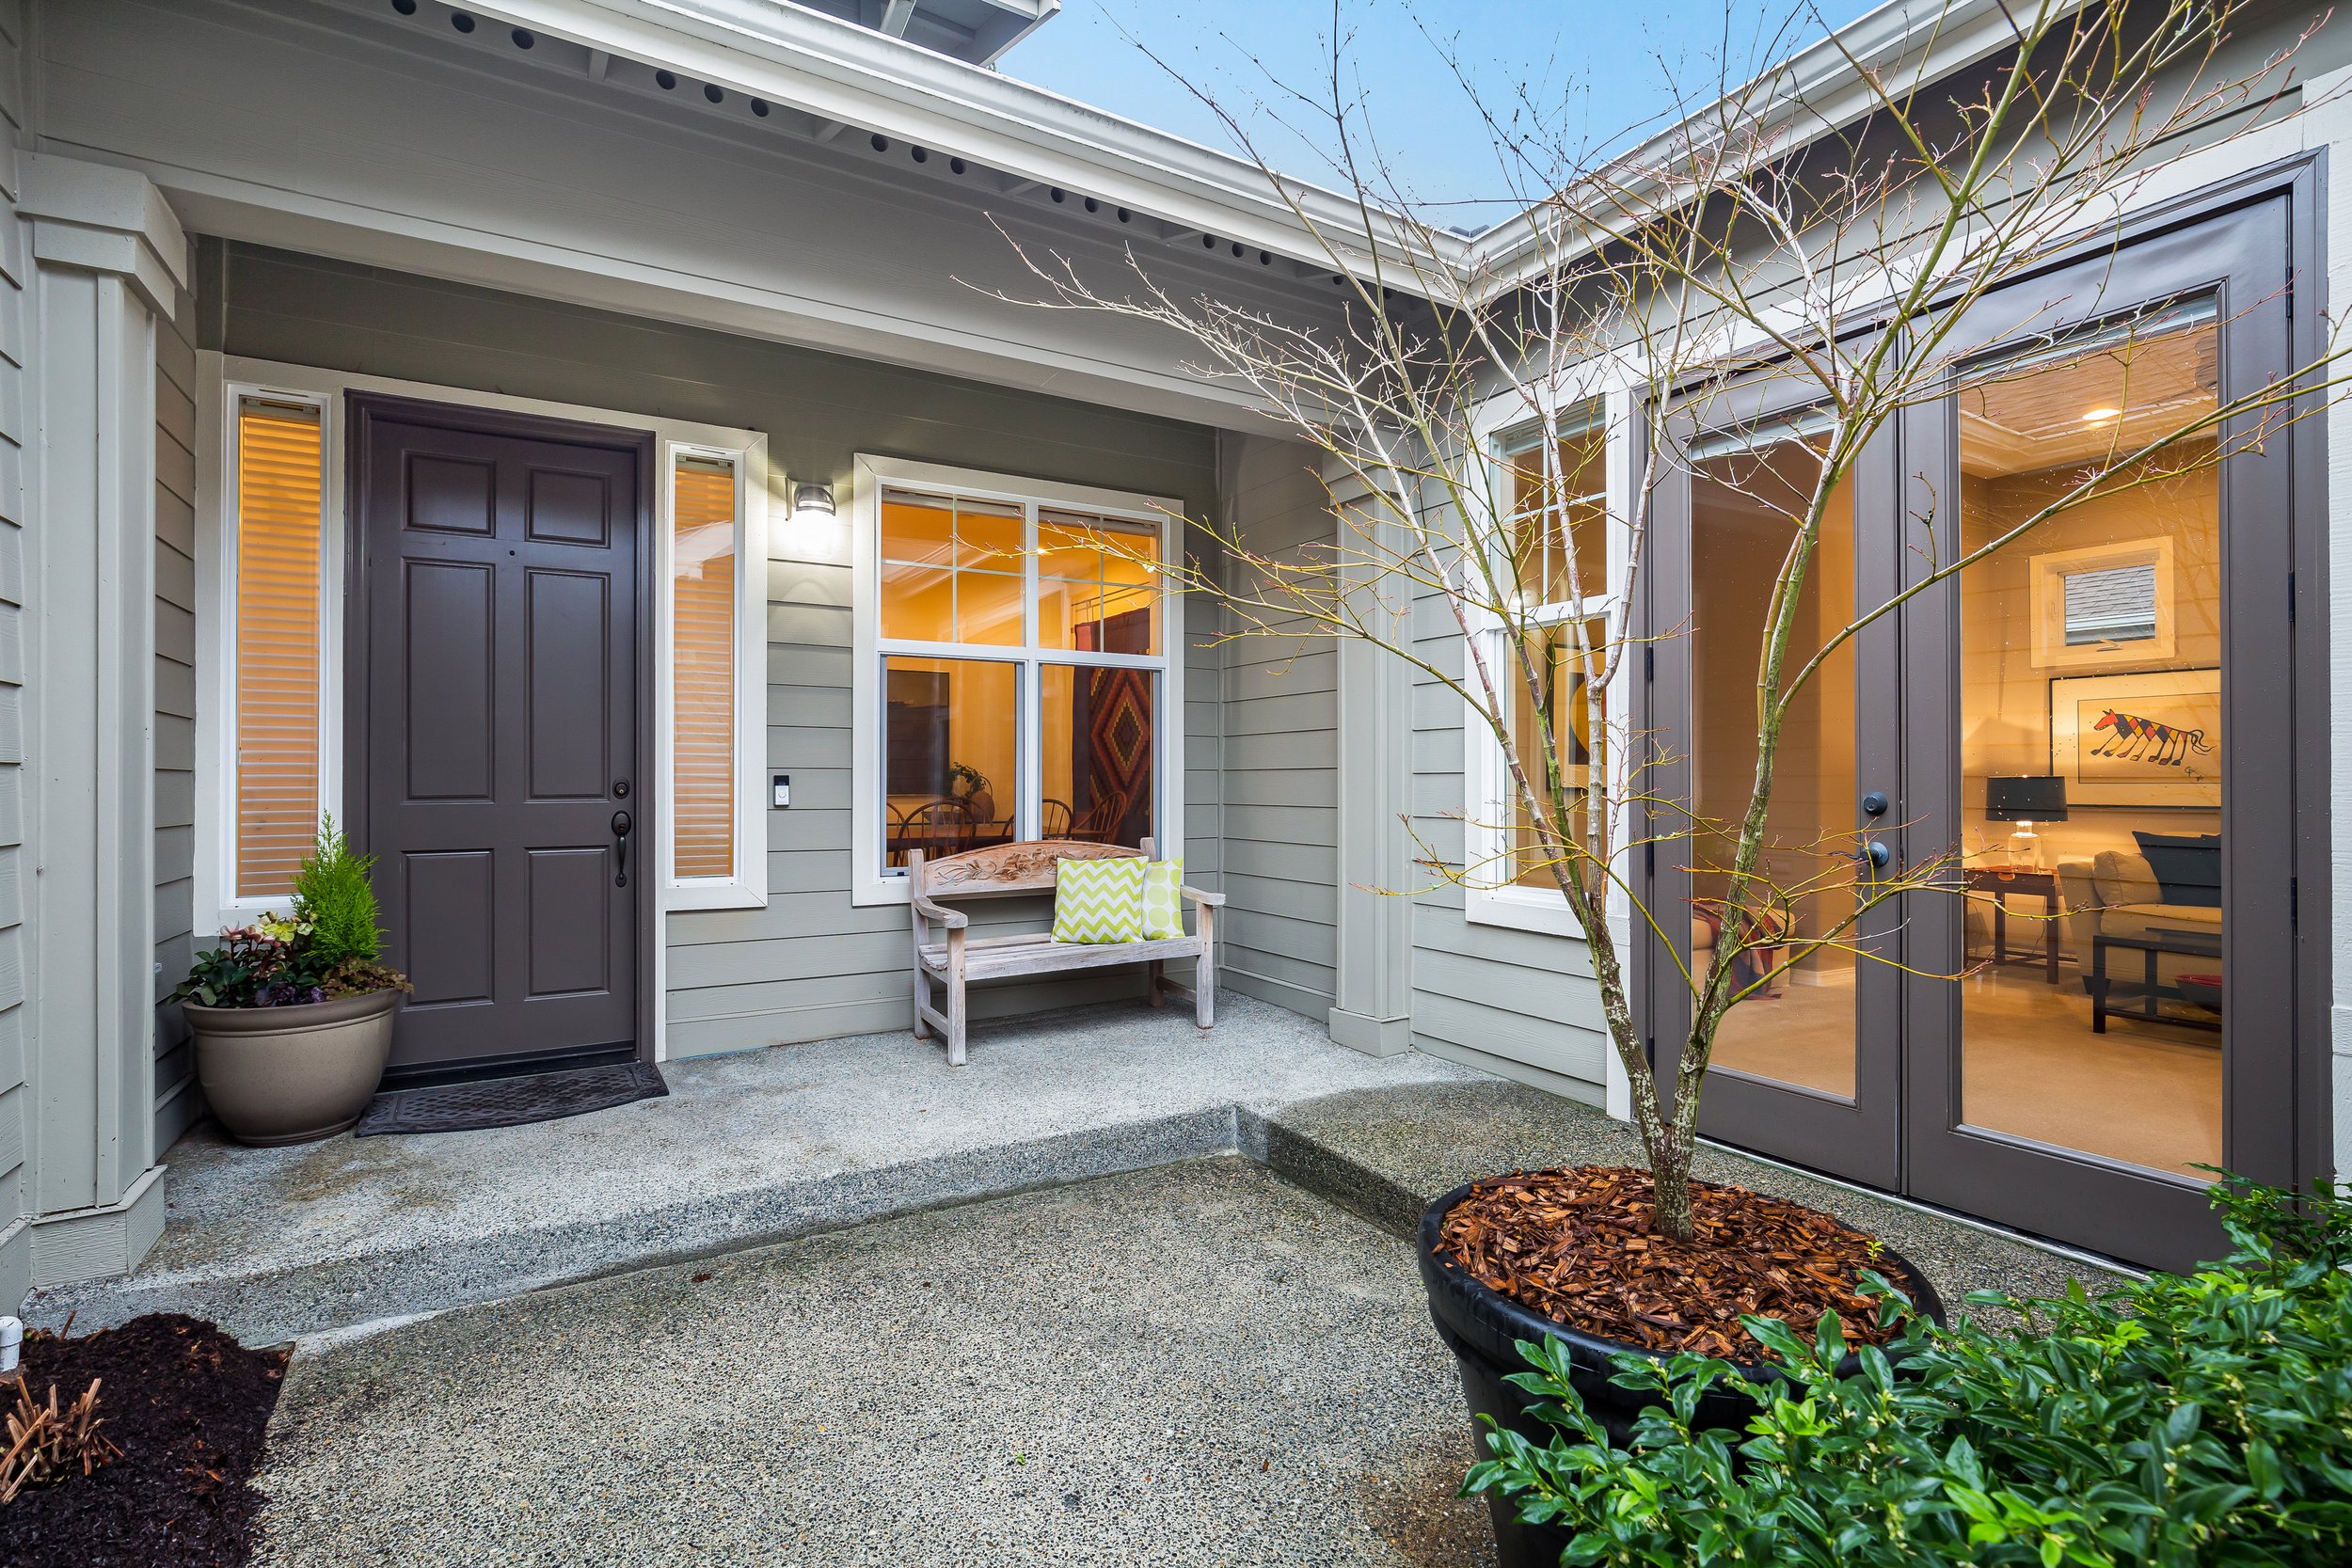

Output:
xmin=1865 ymin=839 xmax=1892 ymax=872
xmin=612 ymin=809 xmax=633 ymax=888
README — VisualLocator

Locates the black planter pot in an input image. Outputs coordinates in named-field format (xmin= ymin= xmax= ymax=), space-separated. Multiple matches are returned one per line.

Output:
xmin=1418 ymin=1177 xmax=1947 ymax=1568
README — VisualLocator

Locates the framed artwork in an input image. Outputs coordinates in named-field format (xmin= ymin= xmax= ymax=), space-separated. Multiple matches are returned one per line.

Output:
xmin=2049 ymin=667 xmax=2219 ymax=808
xmin=1549 ymin=638 xmax=1597 ymax=790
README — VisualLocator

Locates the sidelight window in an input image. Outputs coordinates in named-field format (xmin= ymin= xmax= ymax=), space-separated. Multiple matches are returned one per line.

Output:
xmin=230 ymin=395 xmax=330 ymax=900
xmin=668 ymin=452 xmax=747 ymax=887
xmin=853 ymin=457 xmax=1181 ymax=903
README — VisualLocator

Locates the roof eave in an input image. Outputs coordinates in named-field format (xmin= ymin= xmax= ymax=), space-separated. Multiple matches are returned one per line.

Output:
xmin=1461 ymin=0 xmax=2094 ymax=301
xmin=456 ymin=0 xmax=1469 ymax=279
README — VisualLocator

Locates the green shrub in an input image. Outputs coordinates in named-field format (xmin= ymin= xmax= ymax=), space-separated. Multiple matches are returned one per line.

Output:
xmin=1468 ymin=1177 xmax=2352 ymax=1567
xmin=289 ymin=818 xmax=383 ymax=968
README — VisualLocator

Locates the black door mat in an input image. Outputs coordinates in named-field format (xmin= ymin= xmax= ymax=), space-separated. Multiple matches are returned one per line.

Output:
xmin=355 ymin=1060 xmax=668 ymax=1137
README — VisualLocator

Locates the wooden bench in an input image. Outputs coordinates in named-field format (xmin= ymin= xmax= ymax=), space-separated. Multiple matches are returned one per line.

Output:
xmin=907 ymin=838 xmax=1222 ymax=1066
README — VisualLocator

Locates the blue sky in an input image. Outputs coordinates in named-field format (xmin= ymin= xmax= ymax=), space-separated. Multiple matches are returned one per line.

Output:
xmin=1002 ymin=0 xmax=1881 ymax=228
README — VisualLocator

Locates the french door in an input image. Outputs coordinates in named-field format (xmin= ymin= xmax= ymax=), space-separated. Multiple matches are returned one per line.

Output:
xmin=1641 ymin=188 xmax=2314 ymax=1271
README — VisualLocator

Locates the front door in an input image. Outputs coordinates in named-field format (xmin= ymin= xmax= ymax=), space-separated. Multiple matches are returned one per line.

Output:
xmin=1642 ymin=191 xmax=2312 ymax=1271
xmin=349 ymin=394 xmax=649 ymax=1079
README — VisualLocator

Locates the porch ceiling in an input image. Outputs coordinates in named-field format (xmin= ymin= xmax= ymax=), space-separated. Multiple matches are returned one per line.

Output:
xmin=42 ymin=0 xmax=1359 ymax=434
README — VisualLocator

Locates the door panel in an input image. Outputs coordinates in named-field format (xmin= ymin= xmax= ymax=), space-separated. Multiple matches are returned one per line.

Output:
xmin=1645 ymin=377 xmax=1904 ymax=1191
xmin=352 ymin=396 xmax=646 ymax=1075
xmin=1900 ymin=198 xmax=2298 ymax=1271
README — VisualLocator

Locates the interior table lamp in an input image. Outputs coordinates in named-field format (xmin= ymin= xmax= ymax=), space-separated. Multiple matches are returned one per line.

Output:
xmin=1984 ymin=775 xmax=2068 ymax=869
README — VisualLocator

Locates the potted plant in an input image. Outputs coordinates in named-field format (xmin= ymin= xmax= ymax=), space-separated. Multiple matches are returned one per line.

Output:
xmin=946 ymin=761 xmax=994 ymax=825
xmin=175 ymin=821 xmax=410 ymax=1146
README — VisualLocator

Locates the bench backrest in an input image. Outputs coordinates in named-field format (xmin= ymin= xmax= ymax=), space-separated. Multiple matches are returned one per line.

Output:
xmin=912 ymin=837 xmax=1156 ymax=900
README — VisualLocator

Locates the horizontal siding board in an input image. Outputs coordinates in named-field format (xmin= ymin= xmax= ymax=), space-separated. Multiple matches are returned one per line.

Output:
xmin=1410 ymin=990 xmax=1609 ymax=1084
xmin=1221 ymin=768 xmax=1334 ymax=808
xmin=1411 ymin=903 xmax=1597 ymax=977
xmin=1220 ymin=690 xmax=1332 ymax=736
xmin=1219 ymin=946 xmax=1335 ymax=1000
xmin=1222 ymin=803 xmax=1335 ymax=847
xmin=1218 ymin=871 xmax=1335 ymax=927
xmin=1220 ymin=906 xmax=1338 ymax=969
xmin=1222 ymin=729 xmax=1335 ymax=772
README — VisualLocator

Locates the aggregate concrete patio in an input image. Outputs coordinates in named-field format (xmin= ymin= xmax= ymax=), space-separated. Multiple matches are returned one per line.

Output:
xmin=29 ymin=993 xmax=2137 ymax=1565
xmin=255 ymin=1159 xmax=1499 ymax=1568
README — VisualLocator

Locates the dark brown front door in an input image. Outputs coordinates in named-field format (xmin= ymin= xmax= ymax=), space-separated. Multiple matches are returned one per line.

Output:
xmin=349 ymin=394 xmax=649 ymax=1078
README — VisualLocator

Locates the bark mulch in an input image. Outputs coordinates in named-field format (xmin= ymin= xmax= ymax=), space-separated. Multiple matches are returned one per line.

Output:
xmin=1436 ymin=1164 xmax=1911 ymax=1359
xmin=7 ymin=1314 xmax=288 ymax=1568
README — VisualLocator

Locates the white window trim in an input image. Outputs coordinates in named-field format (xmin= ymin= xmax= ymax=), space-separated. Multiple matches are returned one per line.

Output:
xmin=1457 ymin=381 xmax=1640 ymax=1119
xmin=195 ymin=354 xmax=772 ymax=946
xmin=1459 ymin=383 xmax=1635 ymax=944
xmin=850 ymin=453 xmax=1184 ymax=908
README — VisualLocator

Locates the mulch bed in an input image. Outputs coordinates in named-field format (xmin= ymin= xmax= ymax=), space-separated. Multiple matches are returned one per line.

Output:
xmin=1436 ymin=1165 xmax=1908 ymax=1359
xmin=8 ymin=1314 xmax=288 ymax=1568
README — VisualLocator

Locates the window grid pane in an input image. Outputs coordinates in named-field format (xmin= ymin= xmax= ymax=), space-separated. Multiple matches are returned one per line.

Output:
xmin=673 ymin=456 xmax=739 ymax=879
xmin=233 ymin=399 xmax=325 ymax=899
xmin=1502 ymin=405 xmax=1606 ymax=609
xmin=882 ymin=656 xmax=1020 ymax=870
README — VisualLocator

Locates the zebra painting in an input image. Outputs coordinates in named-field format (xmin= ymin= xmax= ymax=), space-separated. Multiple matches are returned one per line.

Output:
xmin=2090 ymin=708 xmax=2214 ymax=768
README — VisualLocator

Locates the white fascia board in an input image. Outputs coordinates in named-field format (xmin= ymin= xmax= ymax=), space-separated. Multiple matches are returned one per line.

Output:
xmin=1462 ymin=0 xmax=2097 ymax=295
xmin=450 ymin=0 xmax=1465 ymax=279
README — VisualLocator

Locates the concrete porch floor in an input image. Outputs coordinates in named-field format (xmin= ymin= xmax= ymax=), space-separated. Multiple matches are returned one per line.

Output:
xmin=25 ymin=997 xmax=1484 ymax=1344
xmin=27 ymin=993 xmax=2126 ymax=1352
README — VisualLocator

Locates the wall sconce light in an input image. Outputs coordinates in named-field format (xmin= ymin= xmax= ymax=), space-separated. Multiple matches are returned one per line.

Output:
xmin=791 ymin=482 xmax=836 ymax=520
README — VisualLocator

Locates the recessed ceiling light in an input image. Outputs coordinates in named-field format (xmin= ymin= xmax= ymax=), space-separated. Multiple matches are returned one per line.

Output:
xmin=2082 ymin=406 xmax=2122 ymax=421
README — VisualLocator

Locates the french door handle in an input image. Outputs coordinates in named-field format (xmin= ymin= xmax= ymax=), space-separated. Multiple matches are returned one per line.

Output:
xmin=612 ymin=809 xmax=633 ymax=888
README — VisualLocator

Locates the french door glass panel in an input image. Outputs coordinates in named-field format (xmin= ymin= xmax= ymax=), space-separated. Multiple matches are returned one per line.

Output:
xmin=1954 ymin=305 xmax=2224 ymax=1181
xmin=1691 ymin=432 xmax=1861 ymax=1100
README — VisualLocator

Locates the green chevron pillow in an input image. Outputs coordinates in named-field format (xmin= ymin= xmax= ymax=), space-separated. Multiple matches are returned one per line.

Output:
xmin=1052 ymin=856 xmax=1146 ymax=943
xmin=1140 ymin=857 xmax=1184 ymax=941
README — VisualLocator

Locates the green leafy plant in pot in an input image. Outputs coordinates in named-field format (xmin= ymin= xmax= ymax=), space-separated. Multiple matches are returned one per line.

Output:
xmin=175 ymin=820 xmax=410 ymax=1146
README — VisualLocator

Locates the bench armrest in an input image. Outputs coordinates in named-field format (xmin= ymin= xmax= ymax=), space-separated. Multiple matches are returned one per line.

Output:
xmin=911 ymin=892 xmax=969 ymax=929
xmin=1181 ymin=885 xmax=1225 ymax=908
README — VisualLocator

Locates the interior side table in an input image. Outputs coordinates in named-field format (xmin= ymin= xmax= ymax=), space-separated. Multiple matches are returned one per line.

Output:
xmin=1964 ymin=865 xmax=2061 ymax=983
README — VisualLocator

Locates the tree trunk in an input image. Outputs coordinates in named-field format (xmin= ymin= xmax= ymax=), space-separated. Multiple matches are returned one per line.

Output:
xmin=1646 ymin=1121 xmax=1696 ymax=1241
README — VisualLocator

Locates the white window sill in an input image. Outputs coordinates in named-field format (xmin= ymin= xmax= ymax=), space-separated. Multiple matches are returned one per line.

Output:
xmin=1465 ymin=882 xmax=1588 ymax=940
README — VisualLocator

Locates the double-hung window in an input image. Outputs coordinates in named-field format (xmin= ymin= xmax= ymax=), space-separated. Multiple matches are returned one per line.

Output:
xmin=1468 ymin=397 xmax=1619 ymax=935
xmin=852 ymin=455 xmax=1180 ymax=903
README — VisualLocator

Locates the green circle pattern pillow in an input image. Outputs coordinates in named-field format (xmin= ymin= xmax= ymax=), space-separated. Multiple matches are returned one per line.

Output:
xmin=1140 ymin=856 xmax=1184 ymax=941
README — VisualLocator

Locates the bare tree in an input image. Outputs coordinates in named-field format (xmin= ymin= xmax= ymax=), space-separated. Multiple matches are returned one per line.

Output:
xmin=995 ymin=0 xmax=2338 ymax=1240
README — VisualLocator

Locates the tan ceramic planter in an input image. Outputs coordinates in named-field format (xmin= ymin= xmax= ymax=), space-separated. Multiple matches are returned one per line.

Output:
xmin=184 ymin=990 xmax=403 ymax=1146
